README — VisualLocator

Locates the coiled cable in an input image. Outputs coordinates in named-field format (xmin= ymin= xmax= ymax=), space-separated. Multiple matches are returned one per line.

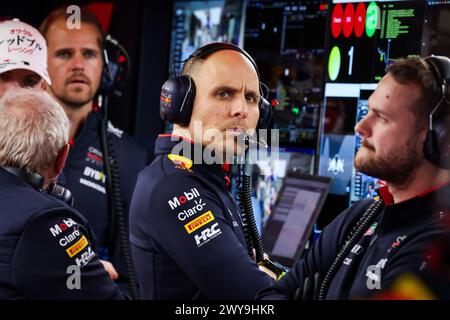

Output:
xmin=318 ymin=199 xmax=384 ymax=300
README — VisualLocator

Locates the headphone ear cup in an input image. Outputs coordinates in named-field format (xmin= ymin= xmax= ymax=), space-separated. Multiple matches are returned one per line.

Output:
xmin=99 ymin=61 xmax=113 ymax=95
xmin=424 ymin=113 xmax=450 ymax=169
xmin=160 ymin=75 xmax=196 ymax=126
xmin=432 ymin=114 xmax=450 ymax=169
xmin=424 ymin=129 xmax=439 ymax=167
xmin=257 ymin=97 xmax=273 ymax=130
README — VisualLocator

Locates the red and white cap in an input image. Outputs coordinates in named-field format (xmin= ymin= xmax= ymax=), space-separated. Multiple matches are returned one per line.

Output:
xmin=0 ymin=19 xmax=51 ymax=85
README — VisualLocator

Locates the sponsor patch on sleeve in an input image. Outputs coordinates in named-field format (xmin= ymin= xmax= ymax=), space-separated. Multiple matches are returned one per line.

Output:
xmin=49 ymin=218 xmax=78 ymax=237
xmin=184 ymin=211 xmax=214 ymax=234
xmin=168 ymin=154 xmax=193 ymax=173
xmin=66 ymin=235 xmax=88 ymax=258
xmin=194 ymin=222 xmax=222 ymax=247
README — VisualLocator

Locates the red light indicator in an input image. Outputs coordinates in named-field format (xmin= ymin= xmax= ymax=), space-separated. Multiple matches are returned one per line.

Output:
xmin=343 ymin=3 xmax=355 ymax=38
xmin=354 ymin=3 xmax=366 ymax=38
xmin=331 ymin=4 xmax=344 ymax=38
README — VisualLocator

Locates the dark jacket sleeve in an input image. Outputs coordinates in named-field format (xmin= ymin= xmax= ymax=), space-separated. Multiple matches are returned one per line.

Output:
xmin=132 ymin=173 xmax=273 ymax=299
xmin=12 ymin=208 xmax=125 ymax=299
xmin=257 ymin=199 xmax=373 ymax=300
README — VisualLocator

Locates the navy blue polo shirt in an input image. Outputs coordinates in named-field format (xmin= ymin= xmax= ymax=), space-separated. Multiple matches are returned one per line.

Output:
xmin=0 ymin=168 xmax=124 ymax=299
xmin=129 ymin=135 xmax=273 ymax=299
xmin=257 ymin=184 xmax=449 ymax=300
xmin=58 ymin=111 xmax=149 ymax=291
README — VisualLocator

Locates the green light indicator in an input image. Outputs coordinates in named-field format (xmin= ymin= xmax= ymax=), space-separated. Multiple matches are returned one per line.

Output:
xmin=328 ymin=46 xmax=341 ymax=81
xmin=366 ymin=2 xmax=378 ymax=38
xmin=292 ymin=107 xmax=299 ymax=114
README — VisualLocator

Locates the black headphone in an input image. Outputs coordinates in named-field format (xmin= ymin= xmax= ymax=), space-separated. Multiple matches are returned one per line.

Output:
xmin=1 ymin=166 xmax=74 ymax=206
xmin=423 ymin=55 xmax=450 ymax=169
xmin=159 ymin=42 xmax=273 ymax=129
xmin=2 ymin=166 xmax=45 ymax=190
xmin=99 ymin=34 xmax=131 ymax=98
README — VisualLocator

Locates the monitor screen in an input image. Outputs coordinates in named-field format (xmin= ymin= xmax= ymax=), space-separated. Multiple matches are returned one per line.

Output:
xmin=243 ymin=0 xmax=328 ymax=152
xmin=422 ymin=0 xmax=450 ymax=57
xmin=234 ymin=0 xmax=329 ymax=232
xmin=169 ymin=0 xmax=245 ymax=76
xmin=318 ymin=0 xmax=426 ymax=202
xmin=262 ymin=172 xmax=331 ymax=267
xmin=233 ymin=150 xmax=315 ymax=234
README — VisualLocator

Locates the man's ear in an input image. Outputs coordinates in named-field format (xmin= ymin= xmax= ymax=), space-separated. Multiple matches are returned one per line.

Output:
xmin=40 ymin=80 xmax=46 ymax=91
xmin=418 ymin=124 xmax=430 ymax=157
xmin=420 ymin=124 xmax=429 ymax=144
xmin=54 ymin=143 xmax=70 ymax=177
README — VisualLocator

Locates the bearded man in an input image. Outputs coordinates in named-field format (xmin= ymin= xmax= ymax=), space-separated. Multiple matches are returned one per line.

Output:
xmin=257 ymin=56 xmax=450 ymax=300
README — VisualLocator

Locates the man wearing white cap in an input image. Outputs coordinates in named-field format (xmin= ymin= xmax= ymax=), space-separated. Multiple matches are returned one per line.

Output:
xmin=0 ymin=19 xmax=51 ymax=97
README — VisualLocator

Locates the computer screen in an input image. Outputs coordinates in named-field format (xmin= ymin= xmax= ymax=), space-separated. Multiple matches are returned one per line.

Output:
xmin=422 ymin=0 xmax=450 ymax=57
xmin=243 ymin=0 xmax=328 ymax=153
xmin=169 ymin=0 xmax=245 ymax=76
xmin=251 ymin=150 xmax=315 ymax=229
xmin=318 ymin=0 xmax=426 ymax=203
xmin=262 ymin=172 xmax=331 ymax=267
xmin=242 ymin=0 xmax=328 ymax=229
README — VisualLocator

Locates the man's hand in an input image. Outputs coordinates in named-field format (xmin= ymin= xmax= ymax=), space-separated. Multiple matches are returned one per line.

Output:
xmin=258 ymin=264 xmax=278 ymax=280
xmin=100 ymin=260 xmax=119 ymax=280
xmin=257 ymin=256 xmax=289 ymax=281
xmin=254 ymin=251 xmax=277 ymax=280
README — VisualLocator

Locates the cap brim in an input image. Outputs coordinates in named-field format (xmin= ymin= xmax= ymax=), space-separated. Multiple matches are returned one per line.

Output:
xmin=0 ymin=62 xmax=51 ymax=86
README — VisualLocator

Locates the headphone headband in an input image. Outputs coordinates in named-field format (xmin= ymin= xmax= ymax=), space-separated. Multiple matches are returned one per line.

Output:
xmin=2 ymin=166 xmax=45 ymax=190
xmin=425 ymin=56 xmax=450 ymax=86
xmin=186 ymin=42 xmax=260 ymax=79
xmin=423 ymin=55 xmax=450 ymax=169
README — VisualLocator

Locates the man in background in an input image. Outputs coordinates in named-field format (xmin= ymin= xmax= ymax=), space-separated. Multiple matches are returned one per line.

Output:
xmin=40 ymin=6 xmax=148 ymax=297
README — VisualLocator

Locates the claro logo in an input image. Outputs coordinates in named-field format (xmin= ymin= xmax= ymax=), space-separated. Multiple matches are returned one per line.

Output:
xmin=168 ymin=188 xmax=200 ymax=210
xmin=49 ymin=218 xmax=78 ymax=237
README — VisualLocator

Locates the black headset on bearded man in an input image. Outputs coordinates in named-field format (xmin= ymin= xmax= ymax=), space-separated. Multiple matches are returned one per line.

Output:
xmin=159 ymin=42 xmax=273 ymax=129
xmin=423 ymin=55 xmax=450 ymax=169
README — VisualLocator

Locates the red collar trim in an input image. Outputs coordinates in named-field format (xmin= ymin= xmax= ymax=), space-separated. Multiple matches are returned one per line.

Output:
xmin=92 ymin=99 xmax=99 ymax=112
xmin=378 ymin=186 xmax=394 ymax=205
xmin=416 ymin=181 xmax=450 ymax=197
xmin=221 ymin=164 xmax=231 ymax=186
xmin=378 ymin=181 xmax=450 ymax=205
xmin=158 ymin=134 xmax=195 ymax=144
xmin=224 ymin=175 xmax=231 ymax=187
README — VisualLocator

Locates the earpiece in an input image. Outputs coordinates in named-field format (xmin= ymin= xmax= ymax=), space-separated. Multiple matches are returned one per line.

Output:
xmin=160 ymin=75 xmax=195 ymax=126
xmin=423 ymin=56 xmax=450 ymax=169
xmin=159 ymin=42 xmax=273 ymax=129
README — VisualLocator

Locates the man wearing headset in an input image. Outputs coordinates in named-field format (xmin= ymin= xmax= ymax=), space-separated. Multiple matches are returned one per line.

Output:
xmin=39 ymin=7 xmax=148 ymax=297
xmin=257 ymin=56 xmax=450 ymax=300
xmin=129 ymin=43 xmax=275 ymax=299
xmin=0 ymin=88 xmax=125 ymax=299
